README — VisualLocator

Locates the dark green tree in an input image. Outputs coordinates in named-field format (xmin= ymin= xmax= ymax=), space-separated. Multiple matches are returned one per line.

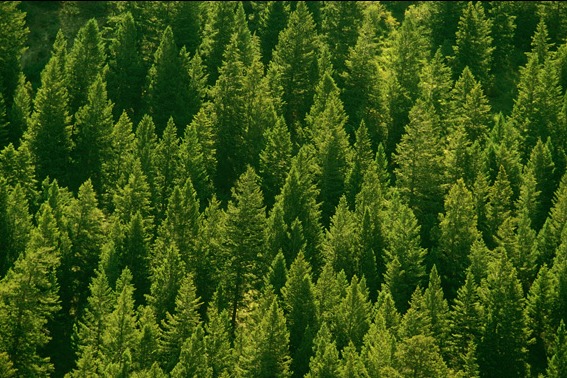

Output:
xmin=281 ymin=251 xmax=318 ymax=377
xmin=267 ymin=1 xmax=321 ymax=141
xmin=477 ymin=254 xmax=530 ymax=378
xmin=154 ymin=118 xmax=180 ymax=221
xmin=393 ymin=99 xmax=445 ymax=247
xmin=159 ymin=273 xmax=202 ymax=372
xmin=65 ymin=18 xmax=107 ymax=115
xmin=451 ymin=1 xmax=494 ymax=91
xmin=0 ymin=241 xmax=60 ymax=376
xmin=145 ymin=26 xmax=194 ymax=135
xmin=23 ymin=31 xmax=72 ymax=187
xmin=7 ymin=72 xmax=32 ymax=147
xmin=546 ymin=320 xmax=567 ymax=378
xmin=437 ymin=179 xmax=480 ymax=299
xmin=107 ymin=11 xmax=145 ymax=121
xmin=71 ymin=74 xmax=114 ymax=193
xmin=224 ymin=167 xmax=267 ymax=333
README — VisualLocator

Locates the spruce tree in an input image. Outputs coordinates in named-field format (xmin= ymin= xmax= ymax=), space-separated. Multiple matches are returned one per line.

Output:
xmin=65 ymin=18 xmax=107 ymax=115
xmin=107 ymin=11 xmax=145 ymax=121
xmin=24 ymin=31 xmax=72 ymax=187
xmin=451 ymin=1 xmax=494 ymax=91
xmin=281 ymin=251 xmax=318 ymax=377
xmin=477 ymin=254 xmax=530 ymax=378
xmin=0 ymin=241 xmax=60 ymax=376
xmin=71 ymin=74 xmax=114 ymax=193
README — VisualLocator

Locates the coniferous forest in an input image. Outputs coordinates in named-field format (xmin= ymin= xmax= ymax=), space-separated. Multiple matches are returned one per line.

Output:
xmin=2 ymin=1 xmax=567 ymax=377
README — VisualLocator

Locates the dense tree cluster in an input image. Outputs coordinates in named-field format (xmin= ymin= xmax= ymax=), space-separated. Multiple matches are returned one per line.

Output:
xmin=1 ymin=1 xmax=567 ymax=377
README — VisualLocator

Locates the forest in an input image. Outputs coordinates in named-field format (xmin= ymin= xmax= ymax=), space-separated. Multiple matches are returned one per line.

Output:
xmin=0 ymin=1 xmax=567 ymax=377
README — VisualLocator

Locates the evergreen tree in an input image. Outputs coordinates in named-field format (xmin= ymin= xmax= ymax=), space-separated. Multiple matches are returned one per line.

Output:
xmin=198 ymin=2 xmax=239 ymax=86
xmin=134 ymin=305 xmax=160 ymax=372
xmin=268 ymin=146 xmax=324 ymax=275
xmin=335 ymin=275 xmax=372 ymax=352
xmin=393 ymin=334 xmax=451 ymax=378
xmin=305 ymin=322 xmax=340 ymax=378
xmin=527 ymin=138 xmax=557 ymax=232
xmin=71 ymin=74 xmax=114 ymax=193
xmin=257 ymin=1 xmax=291 ymax=66
xmin=526 ymin=264 xmax=557 ymax=377
xmin=423 ymin=266 xmax=450 ymax=357
xmin=24 ymin=31 xmax=72 ymax=187
xmin=7 ymin=72 xmax=32 ymax=146
xmin=485 ymin=165 xmax=514 ymax=247
xmin=0 ymin=241 xmax=60 ymax=376
xmin=0 ymin=183 xmax=32 ymax=277
xmin=338 ymin=342 xmax=369 ymax=378
xmin=177 ymin=114 xmax=215 ymax=207
xmin=361 ymin=312 xmax=396 ymax=377
xmin=477 ymin=254 xmax=530 ymax=378
xmin=451 ymin=1 xmax=494 ymax=91
xmin=204 ymin=304 xmax=233 ymax=377
xmin=320 ymin=1 xmax=363 ymax=83
xmin=170 ymin=324 xmax=212 ymax=378
xmin=236 ymin=290 xmax=291 ymax=378
xmin=437 ymin=179 xmax=480 ymax=299
xmin=145 ymin=26 xmax=194 ymax=135
xmin=154 ymin=118 xmax=180 ymax=221
xmin=393 ymin=98 xmax=445 ymax=247
xmin=382 ymin=192 xmax=427 ymax=313
xmin=323 ymin=196 xmax=360 ymax=280
xmin=159 ymin=273 xmax=202 ymax=372
xmin=223 ymin=166 xmax=267 ymax=333
xmin=267 ymin=1 xmax=321 ymax=141
xmin=100 ymin=268 xmax=138 ymax=377
xmin=146 ymin=240 xmax=185 ymax=323
xmin=281 ymin=251 xmax=318 ymax=377
xmin=107 ymin=11 xmax=145 ymax=121
xmin=546 ymin=320 xmax=567 ymax=378
xmin=447 ymin=271 xmax=482 ymax=371
xmin=65 ymin=18 xmax=107 ymax=115
xmin=0 ymin=1 xmax=28 ymax=110
xmin=69 ymin=268 xmax=113 ymax=377
xmin=259 ymin=116 xmax=292 ymax=210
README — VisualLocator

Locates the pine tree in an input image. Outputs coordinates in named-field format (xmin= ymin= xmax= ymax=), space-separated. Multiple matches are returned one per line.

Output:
xmin=259 ymin=116 xmax=292 ymax=209
xmin=7 ymin=72 xmax=32 ymax=146
xmin=451 ymin=1 xmax=494 ymax=92
xmin=361 ymin=312 xmax=396 ymax=377
xmin=0 ymin=241 xmax=60 ymax=376
xmin=0 ymin=142 xmax=37 ymax=202
xmin=393 ymin=99 xmax=445 ymax=247
xmin=100 ymin=111 xmax=136 ymax=211
xmin=338 ymin=341 xmax=369 ymax=378
xmin=134 ymin=305 xmax=160 ymax=372
xmin=0 ymin=1 xmax=28 ymax=110
xmin=281 ymin=251 xmax=318 ymax=377
xmin=145 ymin=26 xmax=194 ymax=135
xmin=526 ymin=264 xmax=557 ymax=376
xmin=154 ymin=118 xmax=180 ymax=221
xmin=486 ymin=165 xmax=514 ymax=247
xmin=423 ymin=266 xmax=450 ymax=357
xmin=393 ymin=334 xmax=451 ymax=378
xmin=107 ymin=11 xmax=145 ymax=121
xmin=204 ymin=304 xmax=233 ymax=377
xmin=267 ymin=1 xmax=321 ymax=140
xmin=24 ymin=31 xmax=72 ymax=187
xmin=71 ymin=74 xmax=114 ymax=193
xmin=527 ymin=138 xmax=557 ymax=232
xmin=382 ymin=192 xmax=427 ymax=313
xmin=100 ymin=268 xmax=138 ymax=377
xmin=170 ymin=324 xmax=212 ymax=378
xmin=477 ymin=254 xmax=530 ymax=378
xmin=177 ymin=115 xmax=215 ymax=207
xmin=224 ymin=166 xmax=267 ymax=333
xmin=323 ymin=196 xmax=360 ymax=280
xmin=198 ymin=2 xmax=239 ymax=86
xmin=69 ymin=268 xmax=113 ymax=377
xmin=236 ymin=290 xmax=291 ymax=378
xmin=257 ymin=1 xmax=291 ymax=66
xmin=320 ymin=1 xmax=363 ymax=83
xmin=159 ymin=273 xmax=202 ymax=372
xmin=305 ymin=321 xmax=340 ymax=378
xmin=382 ymin=4 xmax=431 ymax=155
xmin=437 ymin=179 xmax=480 ymax=299
xmin=65 ymin=18 xmax=107 ymax=115
xmin=335 ymin=275 xmax=372 ymax=352
xmin=268 ymin=146 xmax=323 ymax=275
xmin=546 ymin=320 xmax=567 ymax=378
xmin=146 ymin=239 xmax=185 ymax=323
xmin=0 ymin=183 xmax=32 ymax=277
